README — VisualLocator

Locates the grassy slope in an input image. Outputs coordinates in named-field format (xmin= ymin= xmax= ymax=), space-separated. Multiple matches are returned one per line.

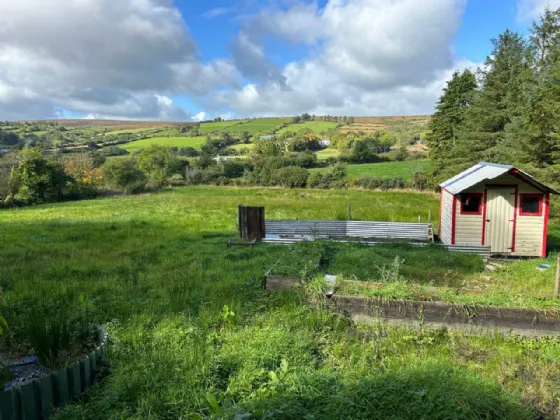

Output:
xmin=120 ymin=136 xmax=207 ymax=152
xmin=310 ymin=160 xmax=432 ymax=179
xmin=1 ymin=187 xmax=559 ymax=418
xmin=223 ymin=118 xmax=292 ymax=133
xmin=277 ymin=121 xmax=338 ymax=135
xmin=199 ymin=121 xmax=242 ymax=133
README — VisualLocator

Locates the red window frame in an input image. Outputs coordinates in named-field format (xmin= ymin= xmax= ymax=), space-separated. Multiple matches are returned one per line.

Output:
xmin=460 ymin=193 xmax=483 ymax=215
xmin=519 ymin=193 xmax=543 ymax=216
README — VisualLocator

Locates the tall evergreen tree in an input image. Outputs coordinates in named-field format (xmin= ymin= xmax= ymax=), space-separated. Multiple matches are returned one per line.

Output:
xmin=454 ymin=30 xmax=528 ymax=166
xmin=426 ymin=70 xmax=477 ymax=185
xmin=507 ymin=9 xmax=560 ymax=171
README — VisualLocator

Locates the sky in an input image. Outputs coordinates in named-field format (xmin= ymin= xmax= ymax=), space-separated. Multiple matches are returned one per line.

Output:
xmin=0 ymin=0 xmax=558 ymax=121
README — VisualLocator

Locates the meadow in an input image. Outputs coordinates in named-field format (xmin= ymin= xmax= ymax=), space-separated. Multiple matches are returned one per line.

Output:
xmin=1 ymin=186 xmax=560 ymax=418
xmin=120 ymin=136 xmax=207 ymax=152
xmin=311 ymin=160 xmax=432 ymax=179
xmin=224 ymin=118 xmax=291 ymax=133
xmin=277 ymin=121 xmax=338 ymax=135
xmin=199 ymin=121 xmax=242 ymax=133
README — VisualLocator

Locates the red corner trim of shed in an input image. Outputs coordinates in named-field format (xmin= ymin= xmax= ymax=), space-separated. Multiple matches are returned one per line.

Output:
xmin=509 ymin=169 xmax=548 ymax=193
xmin=451 ymin=193 xmax=457 ymax=245
xmin=481 ymin=188 xmax=487 ymax=245
xmin=542 ymin=193 xmax=550 ymax=258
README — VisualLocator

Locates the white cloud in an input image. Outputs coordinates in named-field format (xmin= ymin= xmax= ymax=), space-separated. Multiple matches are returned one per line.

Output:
xmin=216 ymin=0 xmax=469 ymax=117
xmin=192 ymin=112 xmax=206 ymax=121
xmin=0 ymin=0 xmax=237 ymax=120
xmin=517 ymin=0 xmax=560 ymax=21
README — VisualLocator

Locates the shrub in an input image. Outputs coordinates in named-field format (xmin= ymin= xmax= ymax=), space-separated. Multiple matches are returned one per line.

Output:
xmin=308 ymin=164 xmax=347 ymax=189
xmin=63 ymin=153 xmax=103 ymax=198
xmin=272 ymin=166 xmax=310 ymax=188
xmin=137 ymin=145 xmax=178 ymax=187
xmin=102 ymin=157 xmax=147 ymax=194
xmin=359 ymin=176 xmax=408 ymax=190
xmin=7 ymin=147 xmax=73 ymax=204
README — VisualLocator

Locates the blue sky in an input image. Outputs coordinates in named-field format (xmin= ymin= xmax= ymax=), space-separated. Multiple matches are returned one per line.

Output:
xmin=0 ymin=0 xmax=556 ymax=120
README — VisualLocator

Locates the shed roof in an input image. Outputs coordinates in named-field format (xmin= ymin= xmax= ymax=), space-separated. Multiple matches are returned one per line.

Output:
xmin=440 ymin=162 xmax=558 ymax=195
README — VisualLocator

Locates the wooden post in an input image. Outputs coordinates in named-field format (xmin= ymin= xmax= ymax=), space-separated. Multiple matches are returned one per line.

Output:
xmin=555 ymin=255 xmax=560 ymax=298
xmin=238 ymin=205 xmax=266 ymax=241
xmin=347 ymin=205 xmax=351 ymax=221
xmin=428 ymin=210 xmax=432 ymax=223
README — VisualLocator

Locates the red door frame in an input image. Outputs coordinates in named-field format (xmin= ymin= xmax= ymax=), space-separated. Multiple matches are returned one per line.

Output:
xmin=481 ymin=184 xmax=518 ymax=252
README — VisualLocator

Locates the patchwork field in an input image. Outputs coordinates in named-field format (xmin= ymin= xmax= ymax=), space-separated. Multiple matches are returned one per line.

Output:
xmin=120 ymin=136 xmax=207 ymax=152
xmin=1 ymin=186 xmax=559 ymax=418
xmin=339 ymin=115 xmax=431 ymax=136
xmin=225 ymin=118 xmax=291 ymax=133
xmin=311 ymin=160 xmax=432 ymax=179
xmin=277 ymin=121 xmax=339 ymax=135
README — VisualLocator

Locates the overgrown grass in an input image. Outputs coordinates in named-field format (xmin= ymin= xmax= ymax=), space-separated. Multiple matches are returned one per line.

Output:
xmin=310 ymin=160 xmax=432 ymax=180
xmin=0 ymin=187 xmax=559 ymax=418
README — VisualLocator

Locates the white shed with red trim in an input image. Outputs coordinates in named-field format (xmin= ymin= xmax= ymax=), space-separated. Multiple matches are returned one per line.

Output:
xmin=439 ymin=162 xmax=557 ymax=257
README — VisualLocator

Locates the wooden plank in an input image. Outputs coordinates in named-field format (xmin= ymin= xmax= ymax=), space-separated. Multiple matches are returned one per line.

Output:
xmin=20 ymin=381 xmax=39 ymax=420
xmin=264 ymin=275 xmax=301 ymax=291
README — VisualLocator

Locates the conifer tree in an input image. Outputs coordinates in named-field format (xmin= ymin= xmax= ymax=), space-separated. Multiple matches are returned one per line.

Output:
xmin=426 ymin=70 xmax=477 ymax=185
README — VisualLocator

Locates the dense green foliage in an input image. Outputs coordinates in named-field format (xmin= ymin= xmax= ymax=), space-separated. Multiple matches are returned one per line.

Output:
xmin=102 ymin=157 xmax=147 ymax=193
xmin=1 ymin=187 xmax=559 ymax=418
xmin=428 ymin=8 xmax=560 ymax=188
xmin=6 ymin=147 xmax=72 ymax=204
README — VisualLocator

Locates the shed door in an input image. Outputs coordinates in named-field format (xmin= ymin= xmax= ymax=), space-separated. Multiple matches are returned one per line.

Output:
xmin=485 ymin=188 xmax=516 ymax=253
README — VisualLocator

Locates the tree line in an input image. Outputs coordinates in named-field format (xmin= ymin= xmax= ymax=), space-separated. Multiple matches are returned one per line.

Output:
xmin=426 ymin=7 xmax=560 ymax=189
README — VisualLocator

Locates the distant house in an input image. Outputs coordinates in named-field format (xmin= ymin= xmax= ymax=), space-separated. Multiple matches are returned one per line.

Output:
xmin=318 ymin=139 xmax=331 ymax=147
xmin=439 ymin=162 xmax=557 ymax=257
xmin=259 ymin=135 xmax=273 ymax=140
xmin=0 ymin=148 xmax=10 ymax=153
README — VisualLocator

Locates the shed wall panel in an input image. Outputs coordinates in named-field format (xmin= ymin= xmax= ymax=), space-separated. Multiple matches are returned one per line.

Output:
xmin=440 ymin=189 xmax=453 ymax=245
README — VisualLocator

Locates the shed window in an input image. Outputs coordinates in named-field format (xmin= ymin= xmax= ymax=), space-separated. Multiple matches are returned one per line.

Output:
xmin=519 ymin=194 xmax=543 ymax=216
xmin=460 ymin=193 xmax=482 ymax=215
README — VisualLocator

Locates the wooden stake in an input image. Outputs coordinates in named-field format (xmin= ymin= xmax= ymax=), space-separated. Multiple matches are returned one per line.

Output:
xmin=348 ymin=205 xmax=351 ymax=221
xmin=555 ymin=255 xmax=560 ymax=298
xmin=428 ymin=210 xmax=432 ymax=222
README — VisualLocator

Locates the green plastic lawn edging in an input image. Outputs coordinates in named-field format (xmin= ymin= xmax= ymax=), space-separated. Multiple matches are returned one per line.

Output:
xmin=0 ymin=326 xmax=108 ymax=420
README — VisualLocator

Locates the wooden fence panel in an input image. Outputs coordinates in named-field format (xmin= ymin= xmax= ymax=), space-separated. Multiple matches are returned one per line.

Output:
xmin=238 ymin=205 xmax=265 ymax=241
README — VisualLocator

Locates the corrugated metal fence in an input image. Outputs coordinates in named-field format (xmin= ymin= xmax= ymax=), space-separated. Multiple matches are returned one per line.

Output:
xmin=265 ymin=220 xmax=434 ymax=242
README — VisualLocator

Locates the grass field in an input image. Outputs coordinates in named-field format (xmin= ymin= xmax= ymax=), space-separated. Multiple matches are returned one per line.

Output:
xmin=224 ymin=118 xmax=291 ymax=134
xmin=316 ymin=148 xmax=341 ymax=160
xmin=277 ymin=121 xmax=338 ymax=135
xmin=310 ymin=160 xmax=432 ymax=179
xmin=1 ymin=186 xmax=560 ymax=418
xmin=120 ymin=136 xmax=207 ymax=152
xmin=199 ymin=121 xmax=242 ymax=133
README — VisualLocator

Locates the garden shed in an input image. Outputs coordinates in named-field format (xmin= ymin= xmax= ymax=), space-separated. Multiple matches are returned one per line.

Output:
xmin=439 ymin=162 xmax=557 ymax=257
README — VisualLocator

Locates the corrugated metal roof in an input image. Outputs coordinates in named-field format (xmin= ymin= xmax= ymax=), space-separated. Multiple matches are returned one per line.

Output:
xmin=440 ymin=162 xmax=558 ymax=195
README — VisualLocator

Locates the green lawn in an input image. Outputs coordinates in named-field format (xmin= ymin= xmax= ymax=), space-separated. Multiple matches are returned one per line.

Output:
xmin=120 ymin=136 xmax=207 ymax=152
xmin=278 ymin=121 xmax=339 ymax=135
xmin=316 ymin=148 xmax=341 ymax=160
xmin=310 ymin=160 xmax=432 ymax=180
xmin=1 ymin=187 xmax=559 ymax=418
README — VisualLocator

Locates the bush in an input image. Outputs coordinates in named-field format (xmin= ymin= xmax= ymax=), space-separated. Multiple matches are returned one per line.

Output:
xmin=272 ymin=166 xmax=310 ymax=188
xmin=308 ymin=164 xmax=347 ymax=189
xmin=98 ymin=146 xmax=129 ymax=157
xmin=7 ymin=147 xmax=73 ymax=204
xmin=359 ymin=176 xmax=408 ymax=190
xmin=137 ymin=145 xmax=178 ymax=187
xmin=102 ymin=158 xmax=147 ymax=194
